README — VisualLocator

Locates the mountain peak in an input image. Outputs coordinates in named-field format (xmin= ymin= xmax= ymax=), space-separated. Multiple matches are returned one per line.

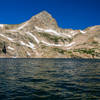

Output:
xmin=29 ymin=11 xmax=58 ymax=29
xmin=38 ymin=10 xmax=51 ymax=16
xmin=34 ymin=10 xmax=52 ymax=20
xmin=0 ymin=11 xmax=100 ymax=58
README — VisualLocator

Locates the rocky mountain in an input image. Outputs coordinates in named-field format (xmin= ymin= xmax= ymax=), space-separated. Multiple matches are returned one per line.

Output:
xmin=0 ymin=11 xmax=100 ymax=58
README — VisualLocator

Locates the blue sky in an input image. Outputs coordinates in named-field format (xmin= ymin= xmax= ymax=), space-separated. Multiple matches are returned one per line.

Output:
xmin=0 ymin=0 xmax=100 ymax=29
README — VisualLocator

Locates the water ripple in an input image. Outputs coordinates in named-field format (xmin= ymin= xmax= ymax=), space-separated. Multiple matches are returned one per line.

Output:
xmin=0 ymin=58 xmax=100 ymax=100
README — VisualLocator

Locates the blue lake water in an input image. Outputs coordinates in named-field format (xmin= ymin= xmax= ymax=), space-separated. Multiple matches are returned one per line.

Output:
xmin=0 ymin=59 xmax=100 ymax=100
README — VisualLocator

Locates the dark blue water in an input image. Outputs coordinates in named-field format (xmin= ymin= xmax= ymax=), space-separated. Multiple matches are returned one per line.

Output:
xmin=0 ymin=59 xmax=100 ymax=100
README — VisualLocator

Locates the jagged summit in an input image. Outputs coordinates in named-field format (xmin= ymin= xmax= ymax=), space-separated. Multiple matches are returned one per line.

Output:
xmin=29 ymin=11 xmax=58 ymax=29
xmin=35 ymin=10 xmax=52 ymax=17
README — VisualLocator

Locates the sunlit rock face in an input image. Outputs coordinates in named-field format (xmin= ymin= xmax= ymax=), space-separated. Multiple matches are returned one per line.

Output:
xmin=0 ymin=11 xmax=100 ymax=58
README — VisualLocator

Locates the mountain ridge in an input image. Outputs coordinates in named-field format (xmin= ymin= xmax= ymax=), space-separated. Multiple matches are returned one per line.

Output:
xmin=0 ymin=11 xmax=100 ymax=58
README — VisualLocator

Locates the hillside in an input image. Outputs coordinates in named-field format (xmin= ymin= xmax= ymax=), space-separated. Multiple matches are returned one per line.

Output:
xmin=0 ymin=11 xmax=100 ymax=58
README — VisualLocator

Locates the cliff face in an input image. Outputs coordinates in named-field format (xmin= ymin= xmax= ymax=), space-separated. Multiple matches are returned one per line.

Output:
xmin=0 ymin=11 xmax=100 ymax=58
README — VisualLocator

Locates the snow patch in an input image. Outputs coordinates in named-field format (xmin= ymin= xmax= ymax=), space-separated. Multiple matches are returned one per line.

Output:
xmin=0 ymin=24 xmax=4 ymax=28
xmin=20 ymin=41 xmax=36 ymax=50
xmin=35 ymin=26 xmax=60 ymax=36
xmin=0 ymin=34 xmax=14 ymax=42
xmin=8 ymin=46 xmax=14 ymax=51
xmin=70 ymin=31 xmax=78 ymax=36
xmin=12 ymin=56 xmax=17 ymax=58
xmin=44 ymin=29 xmax=60 ymax=36
xmin=41 ymin=40 xmax=75 ymax=47
xmin=65 ymin=42 xmax=75 ymax=47
xmin=65 ymin=34 xmax=72 ymax=38
xmin=80 ymin=30 xmax=86 ymax=34
xmin=18 ymin=23 xmax=28 ymax=30
xmin=35 ymin=26 xmax=76 ymax=38
xmin=7 ymin=37 xmax=14 ymax=42
xmin=35 ymin=26 xmax=78 ymax=38
xmin=35 ymin=26 xmax=45 ymax=31
xmin=26 ymin=32 xmax=39 ymax=44
xmin=27 ymin=51 xmax=31 ymax=56
xmin=20 ymin=41 xmax=26 ymax=46
xmin=28 ymin=42 xmax=36 ymax=49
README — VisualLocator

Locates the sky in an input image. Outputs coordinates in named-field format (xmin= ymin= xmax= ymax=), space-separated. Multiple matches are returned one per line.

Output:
xmin=0 ymin=0 xmax=100 ymax=29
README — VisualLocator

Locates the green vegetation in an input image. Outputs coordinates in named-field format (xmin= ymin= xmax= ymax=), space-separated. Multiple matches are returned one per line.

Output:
xmin=28 ymin=37 xmax=37 ymax=44
xmin=53 ymin=48 xmax=66 ymax=54
xmin=92 ymin=41 xmax=98 ymax=44
xmin=73 ymin=48 xmax=100 ymax=57
xmin=0 ymin=42 xmax=8 ymax=48
xmin=67 ymin=51 xmax=72 ymax=54
xmin=38 ymin=32 xmax=72 ymax=43
xmin=0 ymin=42 xmax=3 ymax=48
xmin=74 ymin=48 xmax=95 ymax=54
xmin=41 ymin=45 xmax=48 ymax=49
xmin=16 ymin=43 xmax=21 ymax=46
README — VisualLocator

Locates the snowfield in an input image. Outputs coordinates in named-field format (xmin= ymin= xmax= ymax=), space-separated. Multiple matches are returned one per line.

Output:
xmin=8 ymin=46 xmax=14 ymax=51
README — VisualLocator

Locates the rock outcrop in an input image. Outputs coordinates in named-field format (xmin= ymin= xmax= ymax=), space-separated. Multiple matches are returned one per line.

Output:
xmin=0 ymin=11 xmax=100 ymax=58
